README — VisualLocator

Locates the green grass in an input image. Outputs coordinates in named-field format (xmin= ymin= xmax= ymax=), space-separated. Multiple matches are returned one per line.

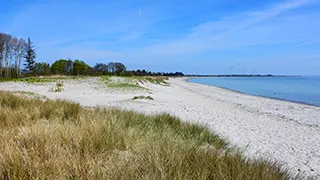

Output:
xmin=145 ymin=77 xmax=169 ymax=85
xmin=25 ymin=78 xmax=56 ymax=83
xmin=0 ymin=78 xmax=23 ymax=82
xmin=100 ymin=76 xmax=147 ymax=90
xmin=123 ymin=76 xmax=169 ymax=86
xmin=0 ymin=76 xmax=84 ymax=83
xmin=132 ymin=95 xmax=154 ymax=100
xmin=0 ymin=78 xmax=56 ymax=83
xmin=107 ymin=83 xmax=145 ymax=90
xmin=14 ymin=91 xmax=48 ymax=100
xmin=100 ymin=76 xmax=111 ymax=83
xmin=0 ymin=91 xmax=295 ymax=179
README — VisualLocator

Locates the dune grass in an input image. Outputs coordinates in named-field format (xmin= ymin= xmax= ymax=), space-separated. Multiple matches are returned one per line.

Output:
xmin=132 ymin=95 xmax=154 ymax=100
xmin=100 ymin=76 xmax=147 ymax=90
xmin=125 ymin=76 xmax=169 ymax=86
xmin=0 ymin=78 xmax=55 ymax=83
xmin=100 ymin=76 xmax=111 ymax=83
xmin=0 ymin=76 xmax=83 ymax=83
xmin=13 ymin=91 xmax=48 ymax=100
xmin=107 ymin=83 xmax=145 ymax=90
xmin=0 ymin=91 xmax=294 ymax=179
xmin=145 ymin=77 xmax=169 ymax=85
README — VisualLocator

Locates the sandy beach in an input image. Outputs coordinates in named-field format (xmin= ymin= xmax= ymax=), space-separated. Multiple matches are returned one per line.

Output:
xmin=0 ymin=77 xmax=319 ymax=178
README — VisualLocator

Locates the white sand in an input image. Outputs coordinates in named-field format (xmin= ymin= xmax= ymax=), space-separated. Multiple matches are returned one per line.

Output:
xmin=1 ymin=77 xmax=320 ymax=178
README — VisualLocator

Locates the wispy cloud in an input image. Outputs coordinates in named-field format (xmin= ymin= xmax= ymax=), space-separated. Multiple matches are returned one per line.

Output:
xmin=125 ymin=0 xmax=318 ymax=56
xmin=287 ymin=39 xmax=320 ymax=49
xmin=4 ymin=1 xmax=163 ymax=46
xmin=1 ymin=0 xmax=320 ymax=74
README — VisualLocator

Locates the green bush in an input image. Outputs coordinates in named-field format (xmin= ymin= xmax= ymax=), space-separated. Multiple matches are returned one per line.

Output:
xmin=119 ymin=71 xmax=133 ymax=77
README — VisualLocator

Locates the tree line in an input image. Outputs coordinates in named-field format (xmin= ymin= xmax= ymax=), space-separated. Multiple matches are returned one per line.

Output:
xmin=0 ymin=32 xmax=184 ymax=78
xmin=48 ymin=60 xmax=184 ymax=77
xmin=0 ymin=33 xmax=27 ymax=78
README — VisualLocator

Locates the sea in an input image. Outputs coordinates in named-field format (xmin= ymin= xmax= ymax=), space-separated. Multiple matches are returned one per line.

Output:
xmin=188 ymin=76 xmax=320 ymax=106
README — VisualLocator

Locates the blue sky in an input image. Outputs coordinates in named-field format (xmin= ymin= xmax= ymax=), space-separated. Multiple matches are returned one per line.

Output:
xmin=1 ymin=0 xmax=319 ymax=75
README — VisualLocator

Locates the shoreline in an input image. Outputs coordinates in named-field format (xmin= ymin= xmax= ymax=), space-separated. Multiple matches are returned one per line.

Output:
xmin=1 ymin=77 xmax=320 ymax=178
xmin=185 ymin=77 xmax=320 ymax=108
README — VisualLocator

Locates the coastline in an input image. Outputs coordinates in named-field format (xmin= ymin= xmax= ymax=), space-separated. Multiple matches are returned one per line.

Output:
xmin=1 ymin=77 xmax=320 ymax=178
xmin=186 ymin=77 xmax=320 ymax=108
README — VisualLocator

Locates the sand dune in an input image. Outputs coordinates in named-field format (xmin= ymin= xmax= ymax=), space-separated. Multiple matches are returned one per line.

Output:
xmin=0 ymin=77 xmax=319 ymax=178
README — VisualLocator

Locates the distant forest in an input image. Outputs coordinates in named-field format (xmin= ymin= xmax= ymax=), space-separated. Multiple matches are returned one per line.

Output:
xmin=0 ymin=32 xmax=184 ymax=78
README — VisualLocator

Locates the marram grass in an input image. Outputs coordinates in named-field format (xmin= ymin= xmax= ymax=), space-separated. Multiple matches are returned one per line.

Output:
xmin=0 ymin=91 xmax=294 ymax=179
xmin=132 ymin=95 xmax=154 ymax=100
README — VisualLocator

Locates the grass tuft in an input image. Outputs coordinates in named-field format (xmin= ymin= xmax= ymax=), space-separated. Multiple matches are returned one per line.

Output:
xmin=0 ymin=76 xmax=84 ymax=83
xmin=145 ymin=77 xmax=169 ymax=85
xmin=0 ymin=91 xmax=294 ymax=179
xmin=125 ymin=76 xmax=169 ymax=86
xmin=101 ymin=76 xmax=111 ymax=83
xmin=132 ymin=95 xmax=154 ymax=100
xmin=107 ymin=83 xmax=146 ymax=90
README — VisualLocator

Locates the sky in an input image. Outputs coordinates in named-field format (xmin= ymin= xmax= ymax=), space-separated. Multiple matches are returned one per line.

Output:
xmin=0 ymin=0 xmax=319 ymax=75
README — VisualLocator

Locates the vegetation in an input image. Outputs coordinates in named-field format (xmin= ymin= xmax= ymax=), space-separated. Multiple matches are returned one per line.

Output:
xmin=24 ymin=78 xmax=56 ymax=83
xmin=0 ymin=76 xmax=79 ymax=83
xmin=145 ymin=76 xmax=169 ymax=85
xmin=1 ymin=32 xmax=184 ymax=79
xmin=0 ymin=77 xmax=55 ymax=83
xmin=93 ymin=62 xmax=125 ymax=76
xmin=101 ymin=76 xmax=111 ymax=83
xmin=23 ymin=38 xmax=37 ymax=75
xmin=101 ymin=75 xmax=144 ymax=90
xmin=121 ymin=76 xmax=167 ymax=83
xmin=14 ymin=91 xmax=47 ymax=100
xmin=33 ymin=62 xmax=50 ymax=76
xmin=0 ymin=33 xmax=27 ymax=78
xmin=50 ymin=59 xmax=93 ymax=76
xmin=107 ymin=83 xmax=145 ymax=90
xmin=101 ymin=76 xmax=169 ymax=91
xmin=0 ymin=91 xmax=293 ymax=179
xmin=54 ymin=80 xmax=64 ymax=92
xmin=131 ymin=69 xmax=184 ymax=77
xmin=133 ymin=95 xmax=154 ymax=100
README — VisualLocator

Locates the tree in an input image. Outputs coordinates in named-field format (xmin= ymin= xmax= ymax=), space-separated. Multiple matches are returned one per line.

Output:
xmin=94 ymin=63 xmax=108 ymax=75
xmin=114 ymin=62 xmax=126 ymax=75
xmin=51 ymin=59 xmax=70 ymax=75
xmin=0 ymin=33 xmax=6 ymax=77
xmin=17 ymin=38 xmax=27 ymax=77
xmin=34 ymin=62 xmax=50 ymax=76
xmin=64 ymin=59 xmax=74 ymax=75
xmin=23 ymin=37 xmax=36 ymax=74
xmin=135 ymin=69 xmax=142 ymax=76
xmin=119 ymin=71 xmax=133 ymax=77
xmin=106 ymin=62 xmax=116 ymax=73
xmin=106 ymin=62 xmax=126 ymax=75
xmin=0 ymin=33 xmax=28 ymax=78
xmin=3 ymin=34 xmax=12 ymax=78
xmin=51 ymin=59 xmax=66 ymax=74
xmin=73 ymin=60 xmax=90 ymax=75
xmin=51 ymin=59 xmax=91 ymax=76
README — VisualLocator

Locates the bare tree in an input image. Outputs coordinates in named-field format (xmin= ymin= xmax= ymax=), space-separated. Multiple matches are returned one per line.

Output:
xmin=0 ymin=33 xmax=5 ymax=78
xmin=4 ymin=34 xmax=12 ymax=78
xmin=17 ymin=38 xmax=26 ymax=77
xmin=8 ymin=36 xmax=16 ymax=78
xmin=0 ymin=32 xmax=28 ymax=78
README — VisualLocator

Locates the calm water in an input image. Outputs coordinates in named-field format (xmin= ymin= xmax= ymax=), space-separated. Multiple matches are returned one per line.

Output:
xmin=188 ymin=76 xmax=320 ymax=106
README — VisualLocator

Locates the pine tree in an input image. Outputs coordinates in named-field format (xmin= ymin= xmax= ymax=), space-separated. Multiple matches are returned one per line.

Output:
xmin=23 ymin=37 xmax=36 ymax=74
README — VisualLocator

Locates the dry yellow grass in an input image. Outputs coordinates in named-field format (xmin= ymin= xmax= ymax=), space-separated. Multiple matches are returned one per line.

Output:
xmin=0 ymin=91 xmax=294 ymax=179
